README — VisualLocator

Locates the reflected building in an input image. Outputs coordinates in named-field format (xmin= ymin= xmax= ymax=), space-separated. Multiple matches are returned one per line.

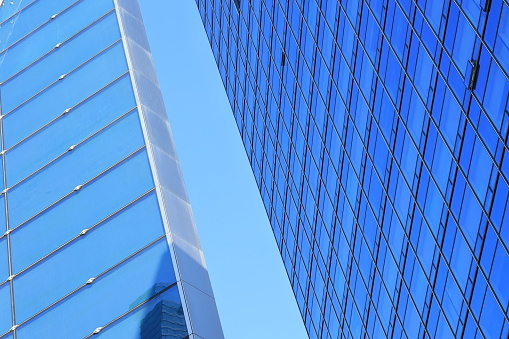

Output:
xmin=0 ymin=0 xmax=222 ymax=338
xmin=196 ymin=0 xmax=509 ymax=338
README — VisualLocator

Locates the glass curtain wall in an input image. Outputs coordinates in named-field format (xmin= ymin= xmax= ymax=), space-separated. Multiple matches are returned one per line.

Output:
xmin=0 ymin=1 xmax=223 ymax=338
xmin=196 ymin=0 xmax=509 ymax=338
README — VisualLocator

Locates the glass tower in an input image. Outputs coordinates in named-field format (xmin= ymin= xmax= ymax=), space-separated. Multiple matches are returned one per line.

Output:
xmin=196 ymin=0 xmax=509 ymax=338
xmin=0 ymin=0 xmax=223 ymax=338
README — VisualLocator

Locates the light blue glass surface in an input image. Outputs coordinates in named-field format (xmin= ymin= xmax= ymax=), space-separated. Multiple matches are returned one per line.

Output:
xmin=8 ymin=110 xmax=145 ymax=227
xmin=13 ymin=191 xmax=166 ymax=323
xmin=3 ymin=39 xmax=126 ymax=115
xmin=16 ymin=238 xmax=177 ymax=339
xmin=0 ymin=11 xmax=121 ymax=117
xmin=10 ymin=150 xmax=154 ymax=273
xmin=0 ymin=0 xmax=28 ymax=21
xmin=0 ymin=282 xmax=11 ymax=335
xmin=0 ymin=0 xmax=114 ymax=82
xmin=0 ymin=0 xmax=76 ymax=52
xmin=96 ymin=286 xmax=187 ymax=339
xmin=3 ymin=41 xmax=127 ymax=131
xmin=5 ymin=73 xmax=135 ymax=185
xmin=0 ymin=236 xmax=7 ymax=280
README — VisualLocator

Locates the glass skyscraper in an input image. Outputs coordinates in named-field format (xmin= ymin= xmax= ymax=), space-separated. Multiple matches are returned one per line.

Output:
xmin=0 ymin=0 xmax=222 ymax=338
xmin=197 ymin=0 xmax=509 ymax=338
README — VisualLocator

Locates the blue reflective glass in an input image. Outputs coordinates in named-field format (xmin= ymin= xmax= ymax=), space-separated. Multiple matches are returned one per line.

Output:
xmin=0 ymin=282 xmax=11 ymax=334
xmin=0 ymin=0 xmax=114 ymax=82
xmin=0 ymin=0 xmax=29 ymax=21
xmin=3 ymin=42 xmax=128 ymax=146
xmin=0 ymin=234 xmax=8 ymax=280
xmin=5 ymin=74 xmax=136 ymax=185
xmin=0 ymin=0 xmax=76 ymax=52
xmin=13 ymin=191 xmax=166 ymax=323
xmin=16 ymin=238 xmax=177 ymax=339
xmin=10 ymin=150 xmax=154 ymax=273
xmin=8 ymin=110 xmax=145 ymax=227
xmin=0 ymin=11 xmax=121 ymax=116
xmin=197 ymin=0 xmax=509 ymax=335
xmin=96 ymin=286 xmax=187 ymax=339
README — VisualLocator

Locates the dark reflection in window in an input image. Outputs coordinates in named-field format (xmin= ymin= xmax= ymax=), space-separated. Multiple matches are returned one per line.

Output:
xmin=137 ymin=283 xmax=188 ymax=339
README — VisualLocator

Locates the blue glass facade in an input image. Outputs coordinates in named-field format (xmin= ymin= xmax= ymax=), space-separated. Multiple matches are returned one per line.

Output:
xmin=197 ymin=0 xmax=509 ymax=338
xmin=0 ymin=1 xmax=223 ymax=338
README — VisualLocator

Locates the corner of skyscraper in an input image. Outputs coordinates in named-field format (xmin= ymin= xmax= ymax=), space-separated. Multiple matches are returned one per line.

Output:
xmin=196 ymin=0 xmax=509 ymax=338
xmin=0 ymin=0 xmax=223 ymax=338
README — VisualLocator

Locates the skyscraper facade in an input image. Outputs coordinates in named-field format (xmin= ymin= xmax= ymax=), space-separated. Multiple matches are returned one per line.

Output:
xmin=0 ymin=0 xmax=222 ymax=338
xmin=197 ymin=0 xmax=509 ymax=338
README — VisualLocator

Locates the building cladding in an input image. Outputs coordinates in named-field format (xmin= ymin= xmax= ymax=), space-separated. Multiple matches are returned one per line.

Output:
xmin=0 ymin=0 xmax=223 ymax=338
xmin=197 ymin=0 xmax=509 ymax=338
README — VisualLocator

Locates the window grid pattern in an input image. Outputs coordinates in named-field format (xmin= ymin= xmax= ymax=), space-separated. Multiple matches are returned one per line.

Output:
xmin=196 ymin=0 xmax=509 ymax=338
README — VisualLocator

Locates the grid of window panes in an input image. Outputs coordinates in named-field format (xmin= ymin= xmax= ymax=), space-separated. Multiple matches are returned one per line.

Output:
xmin=196 ymin=0 xmax=509 ymax=338
xmin=0 ymin=0 xmax=187 ymax=338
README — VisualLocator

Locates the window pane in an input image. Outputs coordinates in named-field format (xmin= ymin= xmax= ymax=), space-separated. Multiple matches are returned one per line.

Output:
xmin=0 ymin=11 xmax=121 ymax=116
xmin=13 ymin=192 xmax=166 ymax=323
xmin=9 ymin=150 xmax=154 ymax=273
xmin=7 ymin=110 xmax=145 ymax=227
xmin=3 ymin=41 xmax=128 ymax=136
xmin=16 ymin=238 xmax=177 ymax=339
xmin=0 ymin=0 xmax=77 ymax=52
xmin=5 ymin=74 xmax=135 ymax=185
xmin=96 ymin=286 xmax=188 ymax=339
xmin=0 ymin=282 xmax=12 ymax=334
xmin=0 ymin=0 xmax=114 ymax=82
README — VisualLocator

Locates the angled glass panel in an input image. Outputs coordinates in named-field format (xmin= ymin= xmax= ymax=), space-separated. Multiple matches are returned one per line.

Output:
xmin=0 ymin=11 xmax=121 ymax=116
xmin=3 ymin=40 xmax=127 ymax=117
xmin=0 ymin=0 xmax=76 ymax=52
xmin=13 ymin=192 xmax=166 ymax=323
xmin=16 ymin=238 xmax=177 ymax=339
xmin=96 ymin=286 xmax=188 ymax=339
xmin=0 ymin=0 xmax=114 ymax=82
xmin=5 ymin=74 xmax=136 ymax=185
xmin=7 ymin=110 xmax=145 ymax=227
xmin=9 ymin=150 xmax=154 ymax=273
xmin=3 ymin=72 xmax=132 ymax=151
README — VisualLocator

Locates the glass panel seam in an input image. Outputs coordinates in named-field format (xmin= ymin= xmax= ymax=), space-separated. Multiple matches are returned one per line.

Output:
xmin=8 ymin=234 xmax=168 ymax=333
xmin=4 ymin=71 xmax=130 ymax=151
xmin=8 ymin=188 xmax=156 ymax=277
xmin=2 ymin=38 xmax=123 ymax=116
xmin=9 ymin=145 xmax=146 ymax=230
xmin=5 ymin=106 xmax=137 ymax=190
xmin=0 ymin=8 xmax=116 ymax=86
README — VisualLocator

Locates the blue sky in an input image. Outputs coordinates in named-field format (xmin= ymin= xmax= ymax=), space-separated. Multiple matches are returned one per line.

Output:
xmin=137 ymin=1 xmax=308 ymax=338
